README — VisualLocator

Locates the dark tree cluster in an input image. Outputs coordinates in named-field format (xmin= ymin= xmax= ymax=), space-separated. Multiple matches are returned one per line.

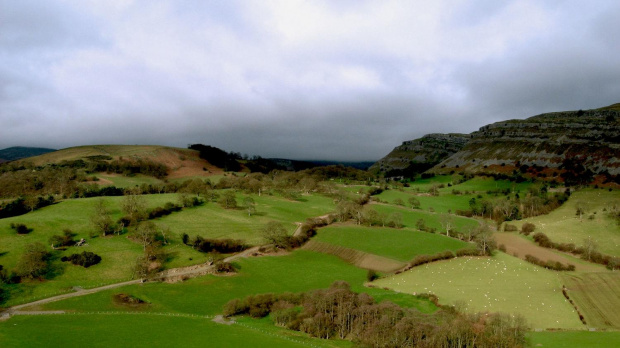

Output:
xmin=223 ymin=281 xmax=528 ymax=347
xmin=523 ymin=254 xmax=575 ymax=271
xmin=0 ymin=195 xmax=55 ymax=219
xmin=191 ymin=236 xmax=248 ymax=254
xmin=188 ymin=144 xmax=241 ymax=172
xmin=61 ymin=251 xmax=102 ymax=268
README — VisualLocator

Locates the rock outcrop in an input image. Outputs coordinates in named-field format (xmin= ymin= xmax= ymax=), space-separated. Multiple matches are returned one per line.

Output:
xmin=431 ymin=104 xmax=620 ymax=182
xmin=370 ymin=133 xmax=470 ymax=176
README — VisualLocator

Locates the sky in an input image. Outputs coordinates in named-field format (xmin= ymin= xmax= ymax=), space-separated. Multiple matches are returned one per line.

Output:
xmin=1 ymin=0 xmax=620 ymax=161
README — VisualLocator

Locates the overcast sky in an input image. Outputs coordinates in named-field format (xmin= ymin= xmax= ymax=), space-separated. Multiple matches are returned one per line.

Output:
xmin=1 ymin=1 xmax=619 ymax=161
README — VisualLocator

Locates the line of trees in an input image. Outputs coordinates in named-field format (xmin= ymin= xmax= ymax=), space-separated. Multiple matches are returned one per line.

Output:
xmin=532 ymin=232 xmax=620 ymax=270
xmin=223 ymin=281 xmax=528 ymax=347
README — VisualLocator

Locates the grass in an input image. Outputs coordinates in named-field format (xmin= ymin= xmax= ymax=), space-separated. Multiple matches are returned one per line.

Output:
xmin=0 ymin=314 xmax=350 ymax=348
xmin=0 ymin=192 xmax=334 ymax=305
xmin=370 ymin=203 xmax=479 ymax=232
xmin=157 ymin=192 xmax=335 ymax=245
xmin=39 ymin=250 xmax=437 ymax=315
xmin=508 ymin=190 xmax=620 ymax=256
xmin=372 ymin=252 xmax=584 ymax=329
xmin=527 ymin=331 xmax=620 ymax=348
xmin=314 ymin=225 xmax=472 ymax=262
xmin=95 ymin=173 xmax=164 ymax=188
xmin=561 ymin=272 xmax=620 ymax=329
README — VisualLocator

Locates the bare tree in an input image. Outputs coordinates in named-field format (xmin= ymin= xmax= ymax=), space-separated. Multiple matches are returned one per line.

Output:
xmin=582 ymin=236 xmax=598 ymax=261
xmin=243 ymin=197 xmax=256 ymax=216
xmin=91 ymin=199 xmax=114 ymax=237
xmin=439 ymin=213 xmax=454 ymax=237
xmin=575 ymin=201 xmax=588 ymax=221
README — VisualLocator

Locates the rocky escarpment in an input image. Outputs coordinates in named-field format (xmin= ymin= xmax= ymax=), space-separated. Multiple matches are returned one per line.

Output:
xmin=431 ymin=104 xmax=620 ymax=183
xmin=370 ymin=133 xmax=470 ymax=176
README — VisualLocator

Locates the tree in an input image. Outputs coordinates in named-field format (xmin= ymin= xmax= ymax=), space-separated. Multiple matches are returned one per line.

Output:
xmin=15 ymin=242 xmax=52 ymax=279
xmin=261 ymin=221 xmax=290 ymax=248
xmin=439 ymin=213 xmax=454 ymax=237
xmin=243 ymin=197 xmax=256 ymax=216
xmin=132 ymin=222 xmax=160 ymax=251
xmin=475 ymin=226 xmax=497 ymax=256
xmin=121 ymin=193 xmax=147 ymax=224
xmin=575 ymin=201 xmax=588 ymax=221
xmin=582 ymin=236 xmax=598 ymax=261
xmin=408 ymin=196 xmax=421 ymax=210
xmin=49 ymin=229 xmax=76 ymax=249
xmin=91 ymin=199 xmax=114 ymax=237
xmin=429 ymin=183 xmax=440 ymax=196
xmin=219 ymin=191 xmax=237 ymax=209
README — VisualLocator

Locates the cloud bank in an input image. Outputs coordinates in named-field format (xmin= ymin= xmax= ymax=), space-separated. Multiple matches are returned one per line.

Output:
xmin=1 ymin=0 xmax=619 ymax=160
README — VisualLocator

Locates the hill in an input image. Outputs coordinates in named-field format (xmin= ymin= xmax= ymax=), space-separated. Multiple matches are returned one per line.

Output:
xmin=430 ymin=104 xmax=620 ymax=185
xmin=20 ymin=145 xmax=222 ymax=179
xmin=0 ymin=146 xmax=56 ymax=162
xmin=369 ymin=133 xmax=470 ymax=176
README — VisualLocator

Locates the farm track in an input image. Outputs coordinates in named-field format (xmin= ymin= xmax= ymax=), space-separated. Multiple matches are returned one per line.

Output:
xmin=302 ymin=240 xmax=406 ymax=272
xmin=562 ymin=272 xmax=620 ymax=329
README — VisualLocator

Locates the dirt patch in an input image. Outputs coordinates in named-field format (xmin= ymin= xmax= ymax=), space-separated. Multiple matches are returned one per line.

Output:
xmin=302 ymin=240 xmax=405 ymax=273
xmin=494 ymin=232 xmax=601 ymax=272
xmin=112 ymin=293 xmax=150 ymax=308
xmin=212 ymin=315 xmax=235 ymax=325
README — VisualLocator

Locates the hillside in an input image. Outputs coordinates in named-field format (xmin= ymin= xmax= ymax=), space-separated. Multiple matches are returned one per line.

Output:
xmin=429 ymin=104 xmax=620 ymax=184
xmin=20 ymin=145 xmax=223 ymax=179
xmin=369 ymin=133 xmax=470 ymax=176
xmin=0 ymin=147 xmax=56 ymax=162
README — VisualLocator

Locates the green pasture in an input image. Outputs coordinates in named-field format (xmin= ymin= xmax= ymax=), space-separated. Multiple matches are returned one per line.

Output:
xmin=40 ymin=250 xmax=436 ymax=315
xmin=449 ymin=176 xmax=533 ymax=193
xmin=369 ymin=203 xmax=479 ymax=232
xmin=95 ymin=174 xmax=163 ymax=188
xmin=372 ymin=253 xmax=584 ymax=329
xmin=0 ymin=314 xmax=349 ymax=348
xmin=156 ymin=192 xmax=334 ymax=244
xmin=509 ymin=190 xmax=620 ymax=256
xmin=0 ymin=192 xmax=334 ymax=305
xmin=527 ymin=331 xmax=620 ymax=348
xmin=315 ymin=225 xmax=472 ymax=262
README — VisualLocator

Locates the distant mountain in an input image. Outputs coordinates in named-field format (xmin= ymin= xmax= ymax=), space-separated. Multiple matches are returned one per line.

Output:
xmin=430 ymin=103 xmax=620 ymax=185
xmin=0 ymin=146 xmax=56 ymax=161
xmin=369 ymin=133 xmax=470 ymax=176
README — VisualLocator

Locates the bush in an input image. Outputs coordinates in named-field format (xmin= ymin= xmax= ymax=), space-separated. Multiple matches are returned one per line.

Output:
xmin=10 ymin=223 xmax=32 ymax=234
xmin=214 ymin=261 xmax=237 ymax=273
xmin=61 ymin=251 xmax=102 ymax=268
xmin=366 ymin=270 xmax=379 ymax=282
xmin=521 ymin=222 xmax=536 ymax=235
xmin=504 ymin=224 xmax=517 ymax=232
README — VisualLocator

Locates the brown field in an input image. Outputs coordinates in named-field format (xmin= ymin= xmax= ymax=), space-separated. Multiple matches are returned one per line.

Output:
xmin=561 ymin=272 xmax=620 ymax=329
xmin=493 ymin=232 xmax=604 ymax=272
xmin=302 ymin=240 xmax=406 ymax=272
xmin=22 ymin=145 xmax=223 ymax=179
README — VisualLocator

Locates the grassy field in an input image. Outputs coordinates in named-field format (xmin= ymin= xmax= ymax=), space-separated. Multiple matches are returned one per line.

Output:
xmin=314 ymin=225 xmax=472 ymax=262
xmin=38 ymin=250 xmax=436 ymax=315
xmin=95 ymin=173 xmax=164 ymax=188
xmin=527 ymin=331 xmax=620 ymax=348
xmin=0 ymin=314 xmax=351 ymax=348
xmin=561 ymin=272 xmax=620 ymax=329
xmin=370 ymin=203 xmax=479 ymax=232
xmin=372 ymin=252 xmax=584 ymax=329
xmin=508 ymin=190 xmax=620 ymax=256
xmin=0 ymin=192 xmax=334 ymax=306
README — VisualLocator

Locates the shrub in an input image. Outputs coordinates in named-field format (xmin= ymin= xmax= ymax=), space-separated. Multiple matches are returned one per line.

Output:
xmin=61 ymin=251 xmax=102 ymax=268
xmin=10 ymin=223 xmax=32 ymax=234
xmin=504 ymin=224 xmax=517 ymax=232
xmin=214 ymin=261 xmax=237 ymax=273
xmin=521 ymin=222 xmax=536 ymax=235
xmin=366 ymin=270 xmax=379 ymax=282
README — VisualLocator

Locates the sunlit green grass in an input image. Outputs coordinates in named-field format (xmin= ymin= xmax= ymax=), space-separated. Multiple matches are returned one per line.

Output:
xmin=372 ymin=253 xmax=584 ymax=329
xmin=509 ymin=190 xmax=620 ymax=256
xmin=40 ymin=250 xmax=437 ymax=314
xmin=527 ymin=331 xmax=620 ymax=348
xmin=314 ymin=225 xmax=472 ymax=262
